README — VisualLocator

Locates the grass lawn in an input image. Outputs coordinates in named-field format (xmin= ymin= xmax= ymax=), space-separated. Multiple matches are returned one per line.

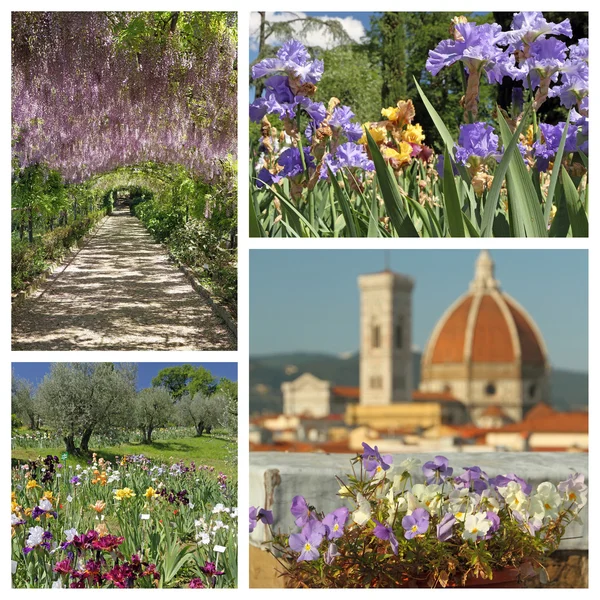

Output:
xmin=11 ymin=435 xmax=236 ymax=478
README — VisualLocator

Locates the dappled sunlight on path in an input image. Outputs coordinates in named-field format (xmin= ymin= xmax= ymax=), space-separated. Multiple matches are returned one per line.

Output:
xmin=12 ymin=208 xmax=236 ymax=350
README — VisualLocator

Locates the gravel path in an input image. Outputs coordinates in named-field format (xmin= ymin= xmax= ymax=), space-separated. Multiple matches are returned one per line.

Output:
xmin=12 ymin=208 xmax=236 ymax=350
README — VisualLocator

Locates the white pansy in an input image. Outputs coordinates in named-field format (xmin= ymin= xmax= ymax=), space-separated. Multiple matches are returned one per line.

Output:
xmin=462 ymin=512 xmax=492 ymax=542
xmin=352 ymin=493 xmax=372 ymax=526
xmin=412 ymin=483 xmax=443 ymax=514
xmin=499 ymin=482 xmax=528 ymax=512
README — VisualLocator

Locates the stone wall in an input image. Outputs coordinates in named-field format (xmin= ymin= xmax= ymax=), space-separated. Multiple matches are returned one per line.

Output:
xmin=250 ymin=451 xmax=588 ymax=588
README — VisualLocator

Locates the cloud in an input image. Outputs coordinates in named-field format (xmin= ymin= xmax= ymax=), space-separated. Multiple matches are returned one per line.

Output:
xmin=249 ymin=12 xmax=365 ymax=53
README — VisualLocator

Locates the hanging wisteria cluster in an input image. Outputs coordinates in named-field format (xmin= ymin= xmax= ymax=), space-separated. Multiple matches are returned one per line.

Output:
xmin=12 ymin=12 xmax=237 ymax=183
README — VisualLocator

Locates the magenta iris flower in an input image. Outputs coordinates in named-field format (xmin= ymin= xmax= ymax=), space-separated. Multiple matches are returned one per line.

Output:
xmin=289 ymin=519 xmax=326 ymax=562
xmin=373 ymin=520 xmax=399 ymax=555
xmin=402 ymin=508 xmax=430 ymax=540
xmin=322 ymin=507 xmax=349 ymax=540
xmin=291 ymin=495 xmax=311 ymax=527
xmin=422 ymin=456 xmax=453 ymax=484
xmin=436 ymin=513 xmax=456 ymax=542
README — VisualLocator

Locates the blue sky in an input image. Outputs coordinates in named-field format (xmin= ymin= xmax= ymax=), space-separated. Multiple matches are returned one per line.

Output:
xmin=12 ymin=363 xmax=237 ymax=391
xmin=250 ymin=250 xmax=588 ymax=373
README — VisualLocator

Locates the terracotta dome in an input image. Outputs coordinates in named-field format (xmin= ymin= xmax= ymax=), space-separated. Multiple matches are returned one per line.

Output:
xmin=423 ymin=251 xmax=547 ymax=369
xmin=420 ymin=251 xmax=549 ymax=424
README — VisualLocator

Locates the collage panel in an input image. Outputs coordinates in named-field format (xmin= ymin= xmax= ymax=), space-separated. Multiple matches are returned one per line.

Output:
xmin=11 ymin=11 xmax=238 ymax=351
xmin=249 ymin=11 xmax=588 ymax=238
xmin=249 ymin=249 xmax=588 ymax=588
xmin=11 ymin=361 xmax=238 ymax=588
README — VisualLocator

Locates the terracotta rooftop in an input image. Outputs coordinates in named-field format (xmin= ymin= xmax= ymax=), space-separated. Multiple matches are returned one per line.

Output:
xmin=412 ymin=390 xmax=460 ymax=402
xmin=481 ymin=404 xmax=509 ymax=418
xmin=332 ymin=385 xmax=360 ymax=398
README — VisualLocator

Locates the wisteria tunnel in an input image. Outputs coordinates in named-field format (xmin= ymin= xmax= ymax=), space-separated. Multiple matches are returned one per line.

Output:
xmin=11 ymin=11 xmax=237 ymax=350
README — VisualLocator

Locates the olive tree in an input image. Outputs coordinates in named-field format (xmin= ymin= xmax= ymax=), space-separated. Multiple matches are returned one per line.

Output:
xmin=36 ymin=363 xmax=136 ymax=454
xmin=134 ymin=387 xmax=173 ymax=444
xmin=11 ymin=374 xmax=41 ymax=430
xmin=177 ymin=392 xmax=224 ymax=437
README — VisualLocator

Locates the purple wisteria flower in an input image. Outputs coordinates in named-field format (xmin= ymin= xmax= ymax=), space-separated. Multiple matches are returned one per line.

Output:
xmin=454 ymin=466 xmax=489 ymax=494
xmin=278 ymin=147 xmax=315 ymax=179
xmin=249 ymin=506 xmax=274 ymax=533
xmin=289 ymin=519 xmax=326 ymax=562
xmin=454 ymin=122 xmax=501 ymax=166
xmin=373 ymin=520 xmax=399 ymax=555
xmin=426 ymin=22 xmax=521 ymax=84
xmin=402 ymin=508 xmax=430 ymax=540
xmin=291 ymin=495 xmax=311 ymax=527
xmin=322 ymin=507 xmax=349 ymax=540
xmin=436 ymin=513 xmax=456 ymax=542
xmin=422 ymin=456 xmax=453 ymax=484
xmin=499 ymin=12 xmax=572 ymax=47
xmin=360 ymin=442 xmax=393 ymax=479
xmin=533 ymin=122 xmax=579 ymax=171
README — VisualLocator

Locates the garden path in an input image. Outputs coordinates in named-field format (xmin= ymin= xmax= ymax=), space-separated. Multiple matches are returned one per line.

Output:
xmin=12 ymin=207 xmax=236 ymax=350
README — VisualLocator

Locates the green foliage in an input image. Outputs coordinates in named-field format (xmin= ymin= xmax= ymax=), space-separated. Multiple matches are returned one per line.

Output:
xmin=314 ymin=45 xmax=384 ymax=123
xmin=135 ymin=387 xmax=174 ymax=443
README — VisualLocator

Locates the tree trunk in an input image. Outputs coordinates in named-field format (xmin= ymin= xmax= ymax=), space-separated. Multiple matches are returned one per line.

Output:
xmin=145 ymin=425 xmax=154 ymax=444
xmin=195 ymin=422 xmax=205 ymax=437
xmin=28 ymin=208 xmax=34 ymax=244
xmin=206 ymin=425 xmax=213 ymax=435
xmin=29 ymin=414 xmax=36 ymax=431
xmin=64 ymin=435 xmax=77 ymax=455
xmin=80 ymin=427 xmax=94 ymax=453
xmin=170 ymin=12 xmax=179 ymax=34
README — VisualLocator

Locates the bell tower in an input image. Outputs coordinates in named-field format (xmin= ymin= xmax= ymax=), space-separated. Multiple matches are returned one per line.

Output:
xmin=358 ymin=269 xmax=414 ymax=406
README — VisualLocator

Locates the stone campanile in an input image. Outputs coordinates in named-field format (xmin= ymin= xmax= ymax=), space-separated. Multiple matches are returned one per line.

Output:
xmin=358 ymin=270 xmax=414 ymax=406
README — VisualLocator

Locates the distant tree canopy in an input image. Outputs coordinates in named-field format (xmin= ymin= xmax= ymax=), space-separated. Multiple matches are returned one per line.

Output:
xmin=151 ymin=364 xmax=217 ymax=399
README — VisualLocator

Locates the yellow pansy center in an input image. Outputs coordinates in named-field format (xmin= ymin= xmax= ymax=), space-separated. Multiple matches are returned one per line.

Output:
xmin=304 ymin=543 xmax=312 ymax=552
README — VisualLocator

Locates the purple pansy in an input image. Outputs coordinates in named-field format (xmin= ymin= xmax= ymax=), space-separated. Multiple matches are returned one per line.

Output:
xmin=249 ymin=506 xmax=274 ymax=533
xmin=290 ymin=495 xmax=312 ymax=527
xmin=489 ymin=474 xmax=532 ymax=495
xmin=402 ymin=508 xmax=430 ymax=540
xmin=360 ymin=442 xmax=393 ymax=479
xmin=289 ymin=519 xmax=326 ymax=562
xmin=484 ymin=511 xmax=501 ymax=539
xmin=436 ymin=513 xmax=456 ymax=542
xmin=454 ymin=466 xmax=489 ymax=494
xmin=422 ymin=456 xmax=453 ymax=484
xmin=322 ymin=507 xmax=349 ymax=540
xmin=324 ymin=542 xmax=340 ymax=565
xmin=373 ymin=520 xmax=399 ymax=555
xmin=454 ymin=122 xmax=501 ymax=166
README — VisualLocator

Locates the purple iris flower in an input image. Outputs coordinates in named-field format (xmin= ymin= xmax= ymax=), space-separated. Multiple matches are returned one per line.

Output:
xmin=263 ymin=75 xmax=296 ymax=104
xmin=361 ymin=442 xmax=393 ymax=479
xmin=344 ymin=122 xmax=364 ymax=143
xmin=324 ymin=542 xmax=340 ymax=565
xmin=373 ymin=520 xmax=399 ymax=555
xmin=290 ymin=495 xmax=311 ymax=527
xmin=533 ymin=122 xmax=579 ymax=171
xmin=255 ymin=167 xmax=281 ymax=189
xmin=489 ymin=474 xmax=532 ymax=495
xmin=435 ymin=154 xmax=459 ymax=178
xmin=322 ymin=507 xmax=349 ymax=540
xmin=329 ymin=106 xmax=355 ymax=129
xmin=436 ymin=513 xmax=456 ymax=542
xmin=549 ymin=57 xmax=588 ymax=109
xmin=336 ymin=143 xmax=375 ymax=172
xmin=70 ymin=476 xmax=80 ymax=484
xmin=422 ymin=456 xmax=453 ymax=484
xmin=454 ymin=466 xmax=489 ymax=494
xmin=521 ymin=37 xmax=568 ymax=89
xmin=454 ymin=122 xmax=501 ymax=165
xmin=402 ymin=508 xmax=430 ymax=540
xmin=278 ymin=147 xmax=315 ymax=179
xmin=499 ymin=12 xmax=572 ymax=47
xmin=427 ymin=22 xmax=521 ymax=84
xmin=298 ymin=97 xmax=327 ymax=125
xmin=288 ymin=519 xmax=326 ymax=562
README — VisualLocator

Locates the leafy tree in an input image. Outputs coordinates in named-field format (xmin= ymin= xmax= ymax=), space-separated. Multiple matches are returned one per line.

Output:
xmin=37 ymin=363 xmax=136 ymax=454
xmin=177 ymin=393 xmax=224 ymax=437
xmin=215 ymin=378 xmax=238 ymax=436
xmin=134 ymin=387 xmax=173 ymax=444
xmin=152 ymin=364 xmax=217 ymax=399
xmin=11 ymin=374 xmax=40 ymax=430
xmin=314 ymin=45 xmax=384 ymax=123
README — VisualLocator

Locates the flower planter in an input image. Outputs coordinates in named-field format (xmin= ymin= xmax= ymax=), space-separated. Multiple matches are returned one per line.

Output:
xmin=462 ymin=567 xmax=522 ymax=588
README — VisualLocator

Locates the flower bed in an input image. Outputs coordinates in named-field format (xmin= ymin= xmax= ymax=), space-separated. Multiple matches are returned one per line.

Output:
xmin=250 ymin=446 xmax=586 ymax=588
xmin=249 ymin=12 xmax=588 ymax=238
xmin=11 ymin=454 xmax=237 ymax=588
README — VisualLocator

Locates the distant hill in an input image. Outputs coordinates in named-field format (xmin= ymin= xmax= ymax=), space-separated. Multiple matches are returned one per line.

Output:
xmin=250 ymin=352 xmax=587 ymax=415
